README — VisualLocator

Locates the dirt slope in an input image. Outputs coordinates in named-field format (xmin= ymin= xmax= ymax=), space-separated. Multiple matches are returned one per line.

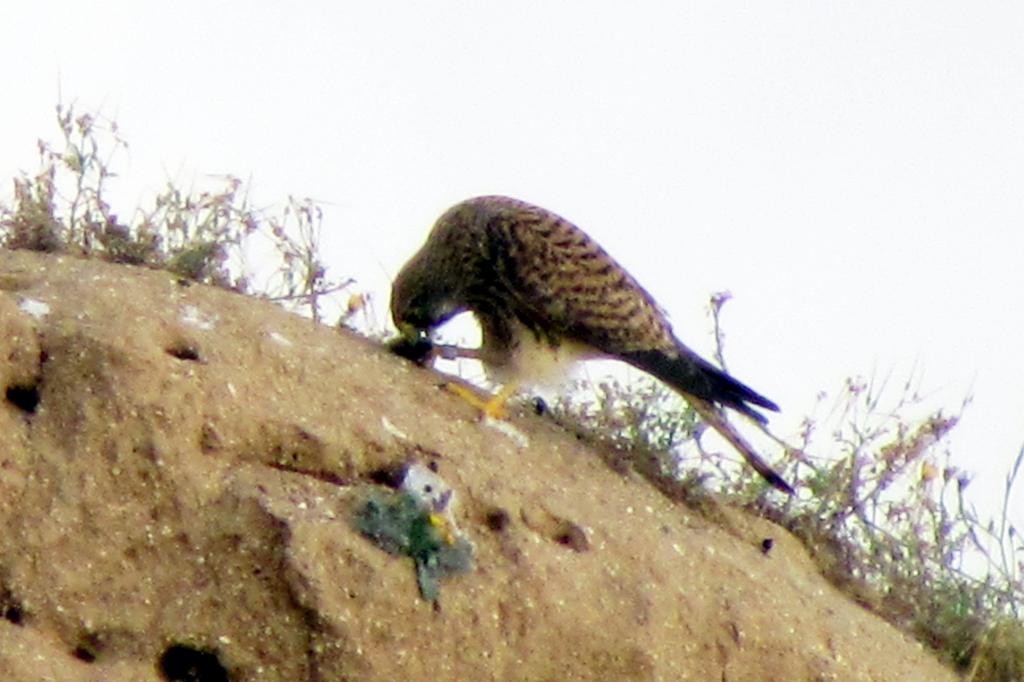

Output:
xmin=0 ymin=249 xmax=956 ymax=681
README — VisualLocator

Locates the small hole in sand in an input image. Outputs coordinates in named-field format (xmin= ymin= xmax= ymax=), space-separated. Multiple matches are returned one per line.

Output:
xmin=158 ymin=644 xmax=229 ymax=682
xmin=5 ymin=384 xmax=39 ymax=413
xmin=555 ymin=523 xmax=590 ymax=552
xmin=485 ymin=508 xmax=511 ymax=532
xmin=0 ymin=590 xmax=25 ymax=625
xmin=166 ymin=344 xmax=202 ymax=362
xmin=367 ymin=464 xmax=407 ymax=489
xmin=71 ymin=632 xmax=101 ymax=663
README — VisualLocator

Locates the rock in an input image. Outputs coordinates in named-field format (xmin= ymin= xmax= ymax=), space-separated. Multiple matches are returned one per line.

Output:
xmin=0 ymin=250 xmax=955 ymax=681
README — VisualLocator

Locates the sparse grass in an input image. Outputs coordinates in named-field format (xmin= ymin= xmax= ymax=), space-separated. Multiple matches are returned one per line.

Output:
xmin=0 ymin=101 xmax=357 ymax=324
xmin=3 ymin=102 xmax=1021 ymax=678
xmin=547 ymin=296 xmax=1024 ymax=680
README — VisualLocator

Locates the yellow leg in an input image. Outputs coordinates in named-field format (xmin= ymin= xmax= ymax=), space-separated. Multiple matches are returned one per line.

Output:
xmin=444 ymin=381 xmax=518 ymax=420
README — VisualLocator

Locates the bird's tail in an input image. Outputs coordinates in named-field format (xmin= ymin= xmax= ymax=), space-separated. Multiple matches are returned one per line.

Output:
xmin=688 ymin=398 xmax=794 ymax=495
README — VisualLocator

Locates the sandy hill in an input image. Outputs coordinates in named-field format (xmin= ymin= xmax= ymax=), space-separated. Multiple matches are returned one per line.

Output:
xmin=0 ymin=249 xmax=956 ymax=681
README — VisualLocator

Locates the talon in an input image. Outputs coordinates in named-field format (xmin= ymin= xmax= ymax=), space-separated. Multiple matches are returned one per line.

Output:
xmin=443 ymin=382 xmax=516 ymax=420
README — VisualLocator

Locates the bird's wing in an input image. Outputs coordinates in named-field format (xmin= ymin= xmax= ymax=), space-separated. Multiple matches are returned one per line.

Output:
xmin=486 ymin=206 xmax=676 ymax=356
xmin=474 ymin=197 xmax=791 ymax=493
xmin=485 ymin=208 xmax=777 ymax=417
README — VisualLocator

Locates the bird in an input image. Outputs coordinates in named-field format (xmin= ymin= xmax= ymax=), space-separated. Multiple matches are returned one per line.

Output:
xmin=390 ymin=195 xmax=793 ymax=494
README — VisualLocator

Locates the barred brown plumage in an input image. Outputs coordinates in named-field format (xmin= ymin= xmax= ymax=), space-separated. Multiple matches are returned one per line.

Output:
xmin=391 ymin=195 xmax=793 ymax=494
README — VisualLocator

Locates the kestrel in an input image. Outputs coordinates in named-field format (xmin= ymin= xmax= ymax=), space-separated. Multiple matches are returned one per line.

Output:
xmin=391 ymin=196 xmax=793 ymax=494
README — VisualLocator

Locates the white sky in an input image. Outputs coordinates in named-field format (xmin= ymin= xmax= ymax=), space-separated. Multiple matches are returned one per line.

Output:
xmin=2 ymin=2 xmax=1022 ymax=530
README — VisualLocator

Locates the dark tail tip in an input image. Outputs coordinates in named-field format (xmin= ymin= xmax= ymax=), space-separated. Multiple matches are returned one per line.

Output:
xmin=764 ymin=470 xmax=795 ymax=495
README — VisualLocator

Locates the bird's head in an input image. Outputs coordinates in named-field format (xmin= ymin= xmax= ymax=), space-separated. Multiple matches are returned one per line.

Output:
xmin=391 ymin=200 xmax=484 ymax=344
xmin=390 ymin=254 xmax=465 ymax=342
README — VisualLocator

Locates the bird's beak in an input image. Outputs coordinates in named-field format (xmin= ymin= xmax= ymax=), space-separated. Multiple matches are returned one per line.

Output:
xmin=397 ymin=321 xmax=428 ymax=343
